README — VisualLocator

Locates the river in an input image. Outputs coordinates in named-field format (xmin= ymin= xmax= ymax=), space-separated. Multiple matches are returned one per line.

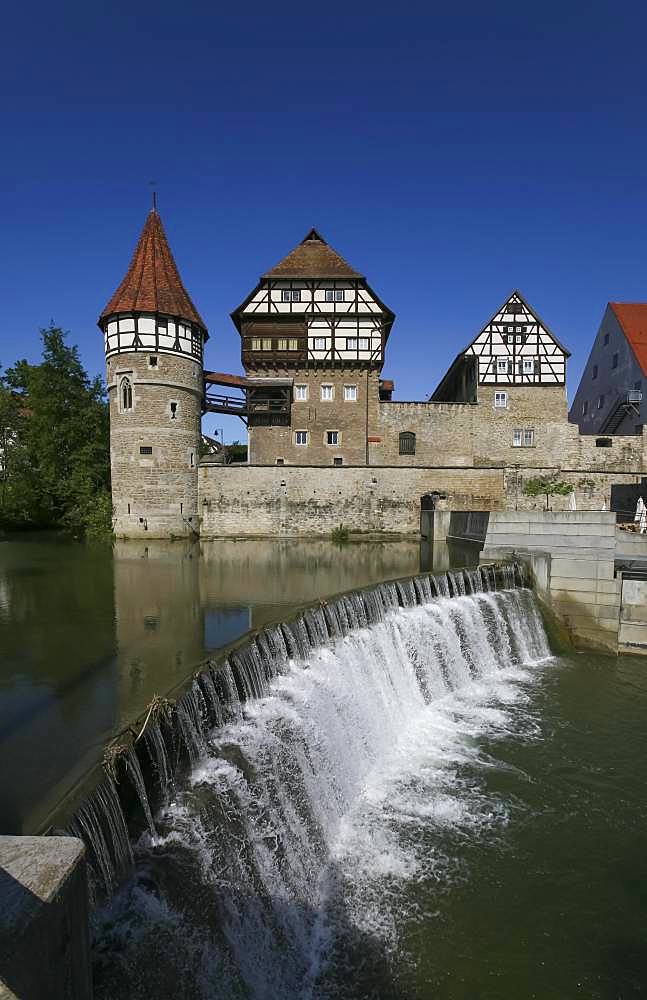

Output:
xmin=0 ymin=532 xmax=462 ymax=834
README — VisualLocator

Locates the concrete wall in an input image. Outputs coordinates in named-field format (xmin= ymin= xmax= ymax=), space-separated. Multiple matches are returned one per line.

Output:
xmin=619 ymin=578 xmax=647 ymax=653
xmin=480 ymin=510 xmax=621 ymax=652
xmin=0 ymin=836 xmax=91 ymax=999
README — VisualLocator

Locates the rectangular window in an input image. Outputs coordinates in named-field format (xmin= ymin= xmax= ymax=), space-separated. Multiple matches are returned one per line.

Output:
xmin=139 ymin=446 xmax=153 ymax=455
xmin=598 ymin=394 xmax=605 ymax=409
xmin=313 ymin=337 xmax=326 ymax=351
xmin=603 ymin=332 xmax=610 ymax=345
xmin=344 ymin=384 xmax=358 ymax=401
xmin=288 ymin=338 xmax=299 ymax=350
xmin=149 ymin=356 xmax=158 ymax=368
xmin=321 ymin=384 xmax=334 ymax=401
xmin=582 ymin=400 xmax=589 ymax=415
xmin=333 ymin=456 xmax=343 ymax=466
xmin=522 ymin=358 xmax=535 ymax=374
xmin=251 ymin=338 xmax=261 ymax=350
xmin=276 ymin=458 xmax=285 ymax=466
xmin=346 ymin=337 xmax=370 ymax=350
xmin=326 ymin=430 xmax=339 ymax=446
xmin=592 ymin=364 xmax=598 ymax=379
xmin=294 ymin=384 xmax=308 ymax=401
xmin=281 ymin=289 xmax=301 ymax=302
xmin=262 ymin=338 xmax=272 ymax=351
xmin=295 ymin=430 xmax=308 ymax=446
xmin=495 ymin=391 xmax=508 ymax=408
xmin=277 ymin=339 xmax=288 ymax=351
xmin=325 ymin=289 xmax=345 ymax=302
xmin=512 ymin=429 xmax=534 ymax=447
xmin=635 ymin=380 xmax=642 ymax=390
xmin=612 ymin=352 xmax=619 ymax=369
xmin=497 ymin=358 xmax=509 ymax=374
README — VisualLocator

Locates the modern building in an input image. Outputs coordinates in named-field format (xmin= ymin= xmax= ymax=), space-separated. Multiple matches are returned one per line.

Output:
xmin=569 ymin=303 xmax=646 ymax=435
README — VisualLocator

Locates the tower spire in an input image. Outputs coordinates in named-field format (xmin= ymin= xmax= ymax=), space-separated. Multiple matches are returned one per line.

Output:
xmin=99 ymin=207 xmax=207 ymax=334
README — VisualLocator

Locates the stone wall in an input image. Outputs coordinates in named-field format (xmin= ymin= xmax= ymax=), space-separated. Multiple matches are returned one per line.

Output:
xmin=247 ymin=367 xmax=381 ymax=466
xmin=108 ymin=351 xmax=203 ymax=538
xmin=199 ymin=463 xmax=647 ymax=538
xmin=199 ymin=464 xmax=508 ymax=537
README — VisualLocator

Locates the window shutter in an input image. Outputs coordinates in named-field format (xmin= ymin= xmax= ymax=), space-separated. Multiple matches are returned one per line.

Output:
xmin=518 ymin=360 xmax=524 ymax=375
xmin=534 ymin=359 xmax=540 ymax=375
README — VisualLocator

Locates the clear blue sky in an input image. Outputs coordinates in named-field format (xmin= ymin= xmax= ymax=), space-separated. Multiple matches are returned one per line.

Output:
xmin=3 ymin=2 xmax=647 ymax=442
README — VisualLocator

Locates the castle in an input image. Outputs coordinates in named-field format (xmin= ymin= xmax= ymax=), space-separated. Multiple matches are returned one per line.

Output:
xmin=100 ymin=208 xmax=647 ymax=538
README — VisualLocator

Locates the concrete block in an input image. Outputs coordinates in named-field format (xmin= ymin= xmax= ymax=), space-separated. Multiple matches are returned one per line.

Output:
xmin=0 ymin=836 xmax=91 ymax=1000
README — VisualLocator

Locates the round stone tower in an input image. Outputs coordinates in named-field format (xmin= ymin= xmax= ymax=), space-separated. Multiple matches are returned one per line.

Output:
xmin=99 ymin=206 xmax=208 ymax=538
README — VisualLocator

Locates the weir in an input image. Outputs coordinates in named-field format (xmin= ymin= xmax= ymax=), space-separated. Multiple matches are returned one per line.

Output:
xmin=17 ymin=560 xmax=552 ymax=998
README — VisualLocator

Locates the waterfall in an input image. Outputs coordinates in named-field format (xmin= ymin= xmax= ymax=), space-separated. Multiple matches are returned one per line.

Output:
xmin=63 ymin=563 xmax=538 ymax=909
xmin=84 ymin=568 xmax=553 ymax=999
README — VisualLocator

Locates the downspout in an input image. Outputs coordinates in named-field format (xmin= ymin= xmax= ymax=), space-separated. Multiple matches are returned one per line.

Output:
xmin=365 ymin=369 xmax=370 ymax=466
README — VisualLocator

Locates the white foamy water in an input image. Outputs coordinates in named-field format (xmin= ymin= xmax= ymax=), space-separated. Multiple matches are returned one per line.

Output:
xmin=93 ymin=587 xmax=551 ymax=1000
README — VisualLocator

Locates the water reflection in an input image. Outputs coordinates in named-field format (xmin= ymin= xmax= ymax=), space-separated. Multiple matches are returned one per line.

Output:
xmin=0 ymin=534 xmax=475 ymax=834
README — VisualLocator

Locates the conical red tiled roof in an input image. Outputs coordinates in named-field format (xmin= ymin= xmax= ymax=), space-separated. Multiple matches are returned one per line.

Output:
xmin=264 ymin=228 xmax=362 ymax=278
xmin=610 ymin=302 xmax=647 ymax=376
xmin=100 ymin=209 xmax=207 ymax=333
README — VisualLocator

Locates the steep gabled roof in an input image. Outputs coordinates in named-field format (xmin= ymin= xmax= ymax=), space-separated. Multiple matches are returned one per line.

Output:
xmin=610 ymin=303 xmax=647 ymax=377
xmin=100 ymin=208 xmax=207 ymax=334
xmin=463 ymin=289 xmax=571 ymax=357
xmin=264 ymin=228 xmax=362 ymax=278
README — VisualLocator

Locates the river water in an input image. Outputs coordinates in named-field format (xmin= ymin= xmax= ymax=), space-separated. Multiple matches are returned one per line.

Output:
xmin=0 ymin=533 xmax=458 ymax=834
xmin=88 ymin=584 xmax=647 ymax=1000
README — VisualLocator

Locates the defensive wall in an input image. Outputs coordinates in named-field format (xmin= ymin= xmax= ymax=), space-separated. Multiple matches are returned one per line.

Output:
xmin=198 ymin=461 xmax=647 ymax=539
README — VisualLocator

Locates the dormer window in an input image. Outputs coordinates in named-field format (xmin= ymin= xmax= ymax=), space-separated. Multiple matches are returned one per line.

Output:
xmin=281 ymin=289 xmax=301 ymax=302
xmin=120 ymin=376 xmax=133 ymax=411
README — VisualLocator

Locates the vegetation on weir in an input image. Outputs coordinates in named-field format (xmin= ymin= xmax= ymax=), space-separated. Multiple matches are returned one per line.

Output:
xmin=0 ymin=325 xmax=112 ymax=538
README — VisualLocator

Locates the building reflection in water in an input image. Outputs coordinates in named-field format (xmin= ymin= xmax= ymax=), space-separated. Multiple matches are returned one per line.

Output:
xmin=2 ymin=533 xmax=474 ymax=833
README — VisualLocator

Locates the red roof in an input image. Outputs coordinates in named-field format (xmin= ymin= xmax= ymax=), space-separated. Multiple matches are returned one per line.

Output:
xmin=100 ymin=209 xmax=207 ymax=333
xmin=610 ymin=303 xmax=647 ymax=376
xmin=264 ymin=228 xmax=361 ymax=278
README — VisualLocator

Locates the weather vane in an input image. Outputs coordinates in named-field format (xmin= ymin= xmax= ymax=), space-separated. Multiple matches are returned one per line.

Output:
xmin=149 ymin=180 xmax=158 ymax=210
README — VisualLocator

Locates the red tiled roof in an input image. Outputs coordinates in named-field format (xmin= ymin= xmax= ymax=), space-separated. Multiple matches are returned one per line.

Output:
xmin=264 ymin=228 xmax=362 ymax=278
xmin=610 ymin=303 xmax=647 ymax=376
xmin=100 ymin=209 xmax=207 ymax=332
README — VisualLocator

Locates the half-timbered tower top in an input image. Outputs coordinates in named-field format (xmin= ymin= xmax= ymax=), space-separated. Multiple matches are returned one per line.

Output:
xmin=431 ymin=290 xmax=570 ymax=401
xmin=99 ymin=207 xmax=208 ymax=363
xmin=231 ymin=228 xmax=394 ymax=371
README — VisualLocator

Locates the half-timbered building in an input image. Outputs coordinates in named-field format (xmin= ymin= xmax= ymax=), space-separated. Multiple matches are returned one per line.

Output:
xmin=229 ymin=228 xmax=395 ymax=465
xmin=431 ymin=290 xmax=569 ymax=401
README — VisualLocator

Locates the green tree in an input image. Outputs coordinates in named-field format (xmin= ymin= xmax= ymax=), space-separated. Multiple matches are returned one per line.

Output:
xmin=0 ymin=380 xmax=27 ymax=525
xmin=522 ymin=475 xmax=574 ymax=511
xmin=3 ymin=324 xmax=111 ymax=535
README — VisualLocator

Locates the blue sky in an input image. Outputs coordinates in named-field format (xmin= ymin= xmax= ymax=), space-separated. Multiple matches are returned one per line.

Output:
xmin=3 ymin=2 xmax=647 ymax=442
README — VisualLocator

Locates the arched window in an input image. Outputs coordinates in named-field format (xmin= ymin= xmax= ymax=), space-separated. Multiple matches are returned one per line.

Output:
xmin=121 ymin=377 xmax=133 ymax=411
xmin=399 ymin=431 xmax=416 ymax=455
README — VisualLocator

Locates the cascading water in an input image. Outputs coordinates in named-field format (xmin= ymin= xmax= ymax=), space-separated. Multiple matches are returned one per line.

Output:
xmin=87 ymin=568 xmax=552 ymax=1000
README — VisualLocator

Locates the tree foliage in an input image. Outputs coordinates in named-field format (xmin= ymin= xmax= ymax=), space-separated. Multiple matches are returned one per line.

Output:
xmin=522 ymin=475 xmax=574 ymax=510
xmin=0 ymin=325 xmax=112 ymax=536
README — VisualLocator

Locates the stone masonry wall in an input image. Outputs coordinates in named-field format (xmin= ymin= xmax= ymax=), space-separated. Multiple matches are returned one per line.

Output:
xmin=108 ymin=351 xmax=203 ymax=538
xmin=247 ymin=367 xmax=381 ymax=466
xmin=199 ymin=463 xmax=647 ymax=537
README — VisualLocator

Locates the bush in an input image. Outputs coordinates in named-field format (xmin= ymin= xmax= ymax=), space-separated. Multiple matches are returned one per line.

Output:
xmin=331 ymin=524 xmax=350 ymax=544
